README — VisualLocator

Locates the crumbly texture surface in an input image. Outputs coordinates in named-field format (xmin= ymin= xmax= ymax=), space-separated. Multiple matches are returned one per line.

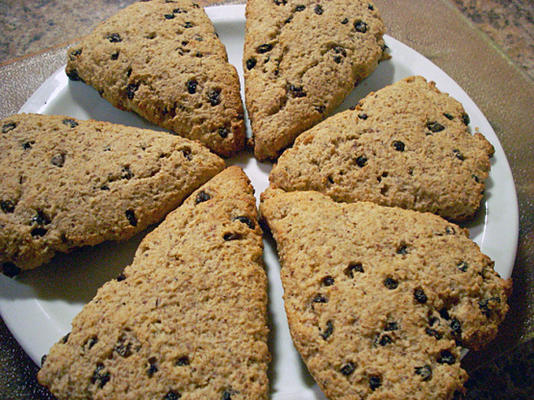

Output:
xmin=38 ymin=166 xmax=270 ymax=400
xmin=66 ymin=0 xmax=245 ymax=157
xmin=270 ymin=76 xmax=494 ymax=221
xmin=244 ymin=0 xmax=386 ymax=160
xmin=260 ymin=188 xmax=511 ymax=400
xmin=0 ymin=113 xmax=225 ymax=271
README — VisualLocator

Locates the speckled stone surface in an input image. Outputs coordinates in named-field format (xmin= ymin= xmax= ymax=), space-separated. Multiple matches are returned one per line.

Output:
xmin=1 ymin=0 xmax=533 ymax=398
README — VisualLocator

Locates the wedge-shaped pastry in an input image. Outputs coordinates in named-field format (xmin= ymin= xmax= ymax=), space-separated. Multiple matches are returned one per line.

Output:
xmin=38 ymin=167 xmax=269 ymax=399
xmin=270 ymin=76 xmax=494 ymax=220
xmin=261 ymin=188 xmax=510 ymax=400
xmin=244 ymin=0 xmax=386 ymax=160
xmin=66 ymin=0 xmax=245 ymax=157
xmin=0 ymin=113 xmax=224 ymax=272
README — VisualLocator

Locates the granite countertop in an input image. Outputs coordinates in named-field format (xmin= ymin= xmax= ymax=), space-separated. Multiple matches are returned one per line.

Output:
xmin=1 ymin=0 xmax=533 ymax=398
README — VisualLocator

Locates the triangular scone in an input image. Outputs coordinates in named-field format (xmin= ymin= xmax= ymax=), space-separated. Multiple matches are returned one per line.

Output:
xmin=38 ymin=167 xmax=269 ymax=399
xmin=270 ymin=76 xmax=494 ymax=220
xmin=0 ymin=113 xmax=224 ymax=272
xmin=66 ymin=0 xmax=245 ymax=157
xmin=244 ymin=0 xmax=386 ymax=160
xmin=260 ymin=188 xmax=510 ymax=400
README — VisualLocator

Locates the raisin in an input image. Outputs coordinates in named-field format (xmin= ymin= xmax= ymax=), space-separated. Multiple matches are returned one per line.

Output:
xmin=164 ymin=391 xmax=182 ymax=400
xmin=312 ymin=294 xmax=328 ymax=303
xmin=195 ymin=191 xmax=211 ymax=204
xmin=62 ymin=118 xmax=78 ymax=128
xmin=32 ymin=210 xmax=51 ymax=226
xmin=437 ymin=350 xmax=456 ymax=364
xmin=457 ymin=261 xmax=468 ymax=272
xmin=354 ymin=20 xmax=368 ymax=33
xmin=31 ymin=227 xmax=47 ymax=237
xmin=315 ymin=105 xmax=326 ymax=113
xmin=445 ymin=226 xmax=456 ymax=235
xmin=91 ymin=363 xmax=110 ymax=387
xmin=221 ymin=390 xmax=236 ymax=400
xmin=66 ymin=69 xmax=82 ymax=81
xmin=461 ymin=112 xmax=470 ymax=125
xmin=184 ymin=21 xmax=193 ymax=28
xmin=51 ymin=153 xmax=65 ymax=167
xmin=173 ymin=8 xmax=186 ymax=13
xmin=340 ymin=362 xmax=355 ymax=376
xmin=22 ymin=141 xmax=35 ymax=149
xmin=425 ymin=328 xmax=442 ymax=340
xmin=426 ymin=121 xmax=445 ymax=132
xmin=320 ymin=320 xmax=333 ymax=340
xmin=369 ymin=375 xmax=381 ymax=390
xmin=147 ymin=359 xmax=158 ymax=377
xmin=284 ymin=16 xmax=293 ymax=24
xmin=355 ymin=155 xmax=367 ymax=167
xmin=87 ymin=336 xmax=98 ymax=349
xmin=314 ymin=5 xmax=323 ymax=15
xmin=116 ymin=273 xmax=126 ymax=281
xmin=392 ymin=140 xmax=405 ymax=152
xmin=379 ymin=334 xmax=392 ymax=346
xmin=246 ymin=57 xmax=257 ymax=70
xmin=115 ymin=337 xmax=132 ymax=357
xmin=164 ymin=13 xmax=175 ymax=19
xmin=274 ymin=0 xmax=287 ymax=4
xmin=208 ymin=88 xmax=222 ymax=106
xmin=100 ymin=184 xmax=110 ymax=191
xmin=450 ymin=319 xmax=462 ymax=338
xmin=256 ymin=43 xmax=273 ymax=53
xmin=287 ymin=84 xmax=306 ymax=98
xmin=176 ymin=356 xmax=190 ymax=366
xmin=41 ymin=354 xmax=47 ymax=365
xmin=295 ymin=5 xmax=305 ymax=11
xmin=224 ymin=232 xmax=242 ymax=241
xmin=2 ymin=262 xmax=20 ymax=278
xmin=121 ymin=166 xmax=134 ymax=179
xmin=1 ymin=200 xmax=15 ymax=213
xmin=439 ymin=308 xmax=450 ymax=320
xmin=414 ymin=288 xmax=427 ymax=304
xmin=126 ymin=82 xmax=139 ymax=100
xmin=341 ymin=18 xmax=349 ymax=24
xmin=385 ymin=321 xmax=398 ymax=331
xmin=333 ymin=56 xmax=342 ymax=64
xmin=322 ymin=276 xmax=335 ymax=286
xmin=358 ymin=113 xmax=368 ymax=120
xmin=415 ymin=365 xmax=432 ymax=381
xmin=479 ymin=299 xmax=491 ymax=317
xmin=345 ymin=262 xmax=364 ymax=278
xmin=127 ymin=67 xmax=132 ymax=77
xmin=383 ymin=277 xmax=398 ymax=289
xmin=106 ymin=33 xmax=122 ymax=42
xmin=61 ymin=332 xmax=70 ymax=344
xmin=125 ymin=209 xmax=137 ymax=226
xmin=472 ymin=174 xmax=480 ymax=183
xmin=111 ymin=51 xmax=119 ymax=60
xmin=70 ymin=49 xmax=82 ymax=57
xmin=368 ymin=3 xmax=375 ymax=10
xmin=187 ymin=79 xmax=198 ymax=94
xmin=453 ymin=149 xmax=465 ymax=161
xmin=233 ymin=216 xmax=255 ymax=229
xmin=443 ymin=112 xmax=454 ymax=120
xmin=396 ymin=245 xmax=408 ymax=254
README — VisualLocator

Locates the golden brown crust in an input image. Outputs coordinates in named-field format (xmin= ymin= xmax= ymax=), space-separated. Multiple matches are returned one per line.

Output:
xmin=66 ymin=0 xmax=245 ymax=157
xmin=0 ymin=113 xmax=225 ymax=271
xmin=260 ymin=188 xmax=510 ymax=400
xmin=38 ymin=167 xmax=269 ymax=400
xmin=244 ymin=0 xmax=386 ymax=160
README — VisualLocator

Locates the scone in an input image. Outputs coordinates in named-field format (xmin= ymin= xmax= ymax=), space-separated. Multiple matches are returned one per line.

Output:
xmin=244 ymin=0 xmax=386 ymax=160
xmin=270 ymin=76 xmax=494 ymax=220
xmin=38 ymin=167 xmax=270 ymax=399
xmin=260 ymin=188 xmax=511 ymax=400
xmin=0 ymin=113 xmax=224 ymax=272
xmin=66 ymin=0 xmax=245 ymax=157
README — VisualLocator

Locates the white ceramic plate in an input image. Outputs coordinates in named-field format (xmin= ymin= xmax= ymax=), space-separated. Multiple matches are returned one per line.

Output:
xmin=0 ymin=5 xmax=518 ymax=399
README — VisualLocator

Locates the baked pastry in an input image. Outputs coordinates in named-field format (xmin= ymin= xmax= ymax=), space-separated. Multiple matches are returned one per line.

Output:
xmin=38 ymin=166 xmax=270 ymax=399
xmin=66 ymin=0 xmax=245 ymax=157
xmin=244 ymin=0 xmax=386 ymax=160
xmin=260 ymin=188 xmax=511 ymax=400
xmin=0 ymin=113 xmax=224 ymax=272
xmin=269 ymin=76 xmax=494 ymax=220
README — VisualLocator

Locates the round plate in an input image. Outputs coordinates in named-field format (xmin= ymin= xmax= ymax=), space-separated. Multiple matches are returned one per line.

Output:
xmin=0 ymin=5 xmax=518 ymax=400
